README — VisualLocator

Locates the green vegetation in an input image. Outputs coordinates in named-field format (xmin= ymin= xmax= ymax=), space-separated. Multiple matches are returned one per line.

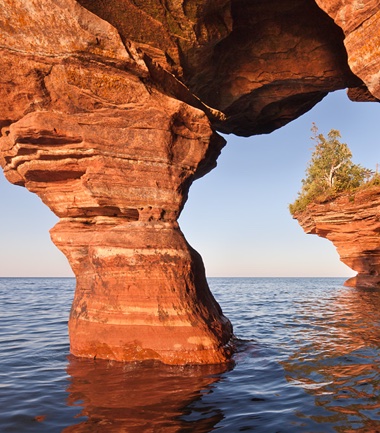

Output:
xmin=289 ymin=124 xmax=374 ymax=215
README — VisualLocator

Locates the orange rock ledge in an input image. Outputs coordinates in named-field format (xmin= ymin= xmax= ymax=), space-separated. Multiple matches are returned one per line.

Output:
xmin=293 ymin=186 xmax=380 ymax=289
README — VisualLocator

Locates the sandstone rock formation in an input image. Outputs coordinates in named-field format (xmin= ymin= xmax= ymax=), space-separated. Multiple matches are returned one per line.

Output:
xmin=315 ymin=0 xmax=380 ymax=100
xmin=76 ymin=0 xmax=362 ymax=135
xmin=293 ymin=186 xmax=380 ymax=288
xmin=0 ymin=0 xmax=232 ymax=364
xmin=1 ymin=0 xmax=380 ymax=364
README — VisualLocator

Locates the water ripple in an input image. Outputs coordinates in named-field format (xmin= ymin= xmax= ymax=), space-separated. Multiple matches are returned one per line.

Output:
xmin=1 ymin=277 xmax=380 ymax=432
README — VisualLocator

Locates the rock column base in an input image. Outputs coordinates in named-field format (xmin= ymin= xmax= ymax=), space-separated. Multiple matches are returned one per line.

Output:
xmin=52 ymin=220 xmax=233 ymax=365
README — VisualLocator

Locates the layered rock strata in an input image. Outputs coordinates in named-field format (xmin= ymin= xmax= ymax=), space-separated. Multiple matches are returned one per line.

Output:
xmin=1 ymin=101 xmax=232 ymax=364
xmin=76 ymin=0 xmax=362 ymax=135
xmin=1 ymin=0 xmax=380 ymax=363
xmin=0 ymin=0 xmax=232 ymax=364
xmin=293 ymin=187 xmax=380 ymax=288
xmin=316 ymin=0 xmax=380 ymax=100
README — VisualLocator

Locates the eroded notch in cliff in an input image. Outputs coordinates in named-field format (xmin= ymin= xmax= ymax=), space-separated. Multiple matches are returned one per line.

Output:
xmin=77 ymin=206 xmax=140 ymax=220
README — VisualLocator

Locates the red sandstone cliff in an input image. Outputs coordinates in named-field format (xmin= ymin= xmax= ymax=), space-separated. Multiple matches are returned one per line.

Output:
xmin=293 ymin=186 xmax=380 ymax=288
xmin=1 ymin=0 xmax=380 ymax=364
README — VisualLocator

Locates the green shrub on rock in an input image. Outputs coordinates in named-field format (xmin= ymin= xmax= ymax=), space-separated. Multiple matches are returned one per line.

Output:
xmin=289 ymin=124 xmax=373 ymax=215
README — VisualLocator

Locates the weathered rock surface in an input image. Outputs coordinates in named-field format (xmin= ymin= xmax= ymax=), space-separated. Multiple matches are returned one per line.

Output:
xmin=76 ymin=0 xmax=362 ymax=135
xmin=1 ymin=100 xmax=232 ymax=364
xmin=293 ymin=187 xmax=380 ymax=288
xmin=0 ymin=0 xmax=232 ymax=364
xmin=316 ymin=0 xmax=380 ymax=100
xmin=1 ymin=0 xmax=380 ymax=363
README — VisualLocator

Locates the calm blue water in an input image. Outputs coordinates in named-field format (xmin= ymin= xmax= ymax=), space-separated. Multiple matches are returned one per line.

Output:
xmin=1 ymin=277 xmax=380 ymax=432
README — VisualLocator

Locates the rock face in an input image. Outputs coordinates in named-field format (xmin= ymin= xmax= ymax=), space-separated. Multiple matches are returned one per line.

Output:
xmin=0 ymin=0 xmax=232 ymax=364
xmin=315 ymin=0 xmax=380 ymax=100
xmin=1 ymin=100 xmax=232 ymax=364
xmin=76 ymin=0 xmax=361 ymax=135
xmin=1 ymin=0 xmax=380 ymax=364
xmin=293 ymin=187 xmax=380 ymax=288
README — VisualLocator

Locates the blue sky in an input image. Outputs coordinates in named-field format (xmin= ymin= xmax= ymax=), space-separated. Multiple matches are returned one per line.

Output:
xmin=1 ymin=89 xmax=379 ymax=277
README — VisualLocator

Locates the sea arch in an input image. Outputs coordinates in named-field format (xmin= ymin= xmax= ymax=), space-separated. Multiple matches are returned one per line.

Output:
xmin=0 ymin=0 xmax=379 ymax=364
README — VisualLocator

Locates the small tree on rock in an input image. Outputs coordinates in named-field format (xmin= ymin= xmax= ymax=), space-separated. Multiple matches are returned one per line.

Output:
xmin=289 ymin=124 xmax=372 ymax=214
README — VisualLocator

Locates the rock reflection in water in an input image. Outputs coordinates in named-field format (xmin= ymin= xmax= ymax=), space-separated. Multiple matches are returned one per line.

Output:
xmin=282 ymin=286 xmax=380 ymax=431
xmin=64 ymin=356 xmax=232 ymax=432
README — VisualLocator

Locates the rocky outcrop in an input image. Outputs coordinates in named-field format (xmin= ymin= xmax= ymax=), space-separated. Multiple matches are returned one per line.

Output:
xmin=0 ymin=0 xmax=232 ymax=364
xmin=293 ymin=186 xmax=380 ymax=288
xmin=315 ymin=0 xmax=380 ymax=101
xmin=76 ymin=0 xmax=362 ymax=136
xmin=1 ymin=0 xmax=380 ymax=363
xmin=1 ymin=99 xmax=233 ymax=364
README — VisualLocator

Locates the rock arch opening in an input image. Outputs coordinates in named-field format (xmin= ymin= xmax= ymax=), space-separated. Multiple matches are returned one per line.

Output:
xmin=180 ymin=90 xmax=380 ymax=280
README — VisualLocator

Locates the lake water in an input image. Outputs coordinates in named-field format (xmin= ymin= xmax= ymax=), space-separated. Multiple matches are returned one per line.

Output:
xmin=1 ymin=277 xmax=380 ymax=432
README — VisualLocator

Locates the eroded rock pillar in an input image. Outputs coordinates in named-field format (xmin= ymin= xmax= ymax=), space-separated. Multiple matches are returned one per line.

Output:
xmin=0 ymin=53 xmax=233 ymax=364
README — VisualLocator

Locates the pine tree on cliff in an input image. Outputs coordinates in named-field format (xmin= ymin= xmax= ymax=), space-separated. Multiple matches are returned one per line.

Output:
xmin=289 ymin=124 xmax=372 ymax=215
